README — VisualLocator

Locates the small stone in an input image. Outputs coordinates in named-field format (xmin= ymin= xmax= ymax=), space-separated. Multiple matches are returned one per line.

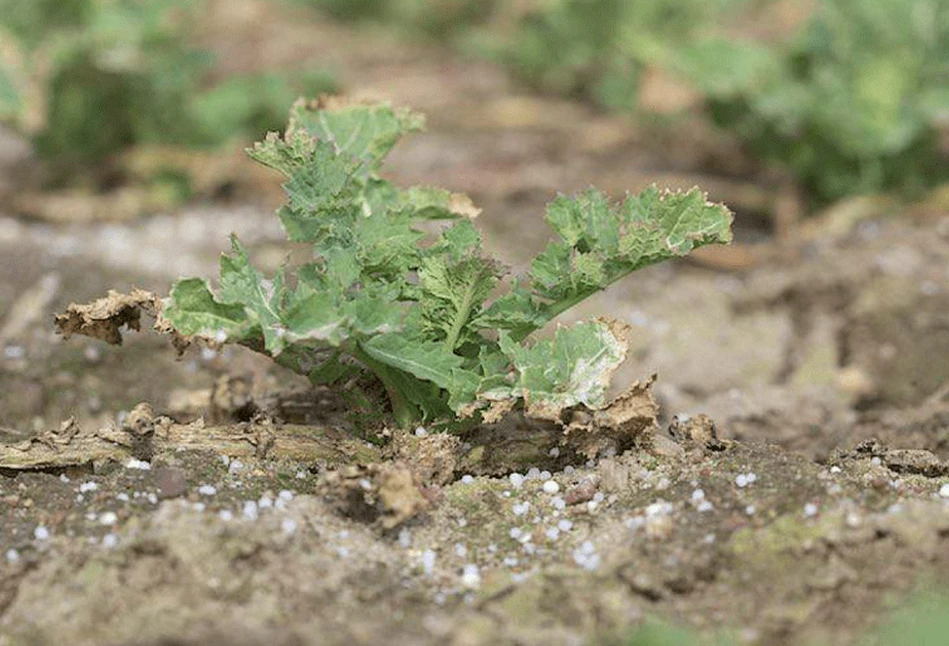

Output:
xmin=154 ymin=467 xmax=188 ymax=500
xmin=542 ymin=480 xmax=560 ymax=495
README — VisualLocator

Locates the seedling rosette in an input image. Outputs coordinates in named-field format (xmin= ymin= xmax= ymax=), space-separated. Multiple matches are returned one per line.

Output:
xmin=56 ymin=97 xmax=733 ymax=433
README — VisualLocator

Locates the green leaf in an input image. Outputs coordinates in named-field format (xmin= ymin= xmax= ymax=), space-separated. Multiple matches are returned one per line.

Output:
xmin=164 ymin=277 xmax=251 ymax=341
xmin=288 ymin=98 xmax=424 ymax=171
xmin=489 ymin=319 xmax=631 ymax=418
xmin=218 ymin=236 xmax=288 ymax=354
xmin=490 ymin=186 xmax=732 ymax=340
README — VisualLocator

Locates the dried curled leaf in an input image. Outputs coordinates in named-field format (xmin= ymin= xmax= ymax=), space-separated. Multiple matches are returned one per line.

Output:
xmin=54 ymin=289 xmax=189 ymax=352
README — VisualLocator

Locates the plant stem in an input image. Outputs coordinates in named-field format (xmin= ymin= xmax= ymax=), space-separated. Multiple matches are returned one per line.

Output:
xmin=350 ymin=343 xmax=421 ymax=428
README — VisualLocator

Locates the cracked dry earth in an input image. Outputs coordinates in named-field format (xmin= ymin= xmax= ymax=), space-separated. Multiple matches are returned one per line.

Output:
xmin=4 ymin=2 xmax=949 ymax=644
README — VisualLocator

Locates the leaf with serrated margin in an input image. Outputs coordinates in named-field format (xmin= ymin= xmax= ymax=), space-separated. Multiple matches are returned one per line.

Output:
xmin=492 ymin=318 xmax=632 ymax=421
xmin=288 ymin=98 xmax=424 ymax=171
xmin=163 ymin=278 xmax=251 ymax=341
xmin=218 ymin=236 xmax=288 ymax=355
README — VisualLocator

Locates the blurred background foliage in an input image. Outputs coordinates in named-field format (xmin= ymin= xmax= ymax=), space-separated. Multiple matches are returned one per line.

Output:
xmin=0 ymin=0 xmax=335 ymax=170
xmin=300 ymin=0 xmax=949 ymax=207
xmin=0 ymin=0 xmax=946 ymax=206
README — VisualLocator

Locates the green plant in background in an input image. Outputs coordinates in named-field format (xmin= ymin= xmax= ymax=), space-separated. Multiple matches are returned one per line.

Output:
xmin=156 ymin=99 xmax=732 ymax=428
xmin=468 ymin=0 xmax=748 ymax=112
xmin=679 ymin=0 xmax=949 ymax=204
xmin=0 ymin=0 xmax=335 ymax=169
xmin=308 ymin=0 xmax=949 ymax=206
xmin=299 ymin=0 xmax=496 ymax=40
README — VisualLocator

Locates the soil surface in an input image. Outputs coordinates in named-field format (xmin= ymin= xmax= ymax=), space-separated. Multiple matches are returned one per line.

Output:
xmin=3 ymin=2 xmax=949 ymax=644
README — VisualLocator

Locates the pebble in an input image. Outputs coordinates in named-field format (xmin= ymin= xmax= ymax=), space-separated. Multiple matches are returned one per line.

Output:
xmin=542 ymin=480 xmax=560 ymax=495
xmin=154 ymin=467 xmax=188 ymax=500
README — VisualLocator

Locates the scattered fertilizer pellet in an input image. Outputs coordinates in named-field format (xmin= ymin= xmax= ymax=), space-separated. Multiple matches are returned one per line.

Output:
xmin=735 ymin=473 xmax=757 ymax=488
xmin=281 ymin=518 xmax=298 ymax=535
xmin=512 ymin=502 xmax=530 ymax=516
xmin=803 ymin=503 xmax=819 ymax=517
xmin=115 ymin=493 xmax=129 ymax=502
xmin=745 ymin=505 xmax=756 ymax=516
xmin=548 ymin=447 xmax=560 ymax=458
xmin=691 ymin=489 xmax=706 ymax=502
xmin=34 ymin=525 xmax=50 ymax=541
xmin=228 ymin=460 xmax=244 ymax=475
xmin=542 ymin=480 xmax=560 ymax=495
xmin=242 ymin=500 xmax=259 ymax=521
xmin=550 ymin=496 xmax=566 ymax=510
xmin=870 ymin=457 xmax=882 ymax=466
xmin=939 ymin=484 xmax=949 ymax=498
xmin=563 ymin=466 xmax=576 ymax=475
xmin=557 ymin=519 xmax=573 ymax=532
xmin=258 ymin=494 xmax=274 ymax=509
xmin=509 ymin=473 xmax=525 ymax=489
xmin=279 ymin=490 xmax=294 ymax=502
xmin=79 ymin=481 xmax=98 ymax=493
xmin=197 ymin=485 xmax=217 ymax=496
xmin=545 ymin=527 xmax=560 ymax=541
xmin=192 ymin=502 xmax=206 ymax=512
xmin=509 ymin=527 xmax=523 ymax=540
xmin=99 ymin=511 xmax=118 ymax=526
xmin=146 ymin=493 xmax=158 ymax=505
xmin=502 ymin=556 xmax=519 ymax=567
xmin=5 ymin=548 xmax=20 ymax=563
xmin=830 ymin=466 xmax=842 ymax=474
xmin=573 ymin=541 xmax=600 ymax=571
xmin=461 ymin=475 xmax=475 ymax=485
xmin=295 ymin=470 xmax=307 ymax=479
xmin=539 ymin=470 xmax=552 ymax=480
xmin=220 ymin=455 xmax=230 ymax=467
xmin=102 ymin=533 xmax=118 ymax=549
xmin=421 ymin=549 xmax=436 ymax=576
xmin=398 ymin=528 xmax=412 ymax=548
xmin=454 ymin=543 xmax=468 ymax=558
xmin=219 ymin=510 xmax=234 ymax=521
xmin=126 ymin=458 xmax=151 ymax=470
xmin=696 ymin=501 xmax=714 ymax=513
xmin=59 ymin=474 xmax=70 ymax=483
xmin=527 ymin=467 xmax=541 ymax=480
xmin=414 ymin=426 xmax=428 ymax=437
